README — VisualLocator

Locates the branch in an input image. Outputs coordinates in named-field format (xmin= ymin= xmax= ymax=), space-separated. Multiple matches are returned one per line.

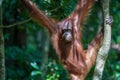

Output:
xmin=49 ymin=0 xmax=70 ymax=13
xmin=111 ymin=44 xmax=120 ymax=52
xmin=0 ymin=18 xmax=32 ymax=28
xmin=93 ymin=0 xmax=111 ymax=80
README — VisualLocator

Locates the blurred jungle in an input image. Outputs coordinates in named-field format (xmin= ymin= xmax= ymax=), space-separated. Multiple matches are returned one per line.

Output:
xmin=0 ymin=0 xmax=120 ymax=80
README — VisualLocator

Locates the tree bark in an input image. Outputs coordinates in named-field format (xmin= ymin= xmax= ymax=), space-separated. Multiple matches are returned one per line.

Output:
xmin=93 ymin=0 xmax=111 ymax=80
xmin=36 ymin=28 xmax=50 ymax=80
xmin=0 ymin=1 xmax=5 ymax=80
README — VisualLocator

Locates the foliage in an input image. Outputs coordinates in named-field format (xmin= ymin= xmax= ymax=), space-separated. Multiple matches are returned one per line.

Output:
xmin=2 ymin=0 xmax=120 ymax=80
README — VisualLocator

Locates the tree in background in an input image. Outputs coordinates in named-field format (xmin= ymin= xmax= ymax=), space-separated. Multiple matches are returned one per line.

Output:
xmin=0 ymin=0 xmax=5 ymax=80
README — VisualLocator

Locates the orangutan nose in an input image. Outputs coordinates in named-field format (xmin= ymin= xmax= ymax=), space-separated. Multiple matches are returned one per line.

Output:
xmin=62 ymin=32 xmax=72 ymax=42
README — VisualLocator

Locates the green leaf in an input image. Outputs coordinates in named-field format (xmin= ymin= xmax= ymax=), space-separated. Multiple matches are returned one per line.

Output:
xmin=117 ymin=36 xmax=120 ymax=44
xmin=30 ymin=62 xmax=39 ymax=70
xmin=31 ymin=71 xmax=42 ymax=76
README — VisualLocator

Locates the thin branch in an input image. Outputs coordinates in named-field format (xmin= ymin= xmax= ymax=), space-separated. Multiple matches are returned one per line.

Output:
xmin=49 ymin=0 xmax=71 ymax=13
xmin=93 ymin=0 xmax=111 ymax=80
xmin=111 ymin=44 xmax=120 ymax=52
xmin=0 ymin=18 xmax=32 ymax=28
xmin=49 ymin=5 xmax=62 ymax=13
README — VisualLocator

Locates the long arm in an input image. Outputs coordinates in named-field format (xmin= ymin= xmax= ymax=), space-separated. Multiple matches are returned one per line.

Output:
xmin=71 ymin=0 xmax=96 ymax=24
xmin=21 ymin=0 xmax=57 ymax=34
xmin=85 ymin=27 xmax=104 ymax=77
xmin=84 ymin=16 xmax=113 ymax=77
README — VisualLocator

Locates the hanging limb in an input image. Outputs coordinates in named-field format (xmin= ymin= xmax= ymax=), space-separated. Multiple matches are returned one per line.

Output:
xmin=21 ymin=0 xmax=57 ymax=34
xmin=77 ymin=11 xmax=113 ymax=80
xmin=93 ymin=0 xmax=113 ymax=80
xmin=84 ymin=27 xmax=104 ymax=78
xmin=70 ymin=0 xmax=96 ymax=25
xmin=80 ymin=16 xmax=112 ymax=79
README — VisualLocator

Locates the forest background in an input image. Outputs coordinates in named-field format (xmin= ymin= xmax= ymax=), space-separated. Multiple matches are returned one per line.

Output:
xmin=1 ymin=0 xmax=120 ymax=80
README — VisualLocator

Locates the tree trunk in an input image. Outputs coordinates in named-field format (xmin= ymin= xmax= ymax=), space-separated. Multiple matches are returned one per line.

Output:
xmin=93 ymin=0 xmax=111 ymax=80
xmin=36 ymin=28 xmax=50 ymax=80
xmin=41 ymin=29 xmax=50 ymax=80
xmin=0 ymin=2 xmax=5 ymax=80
